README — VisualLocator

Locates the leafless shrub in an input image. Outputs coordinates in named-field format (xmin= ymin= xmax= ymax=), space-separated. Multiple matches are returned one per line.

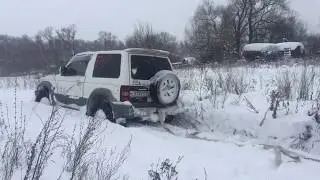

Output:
xmin=288 ymin=95 xmax=320 ymax=153
xmin=148 ymin=156 xmax=183 ymax=180
xmin=77 ymin=162 xmax=90 ymax=180
xmin=290 ymin=125 xmax=314 ymax=152
xmin=267 ymin=88 xmax=292 ymax=119
xmin=0 ymin=80 xmax=61 ymax=180
xmin=228 ymin=70 xmax=249 ymax=96
xmin=221 ymin=90 xmax=228 ymax=109
xmin=209 ymin=80 xmax=219 ymax=108
xmin=0 ymin=76 xmax=39 ymax=90
xmin=198 ymin=66 xmax=208 ymax=101
xmin=269 ymin=90 xmax=281 ymax=119
xmin=63 ymin=117 xmax=106 ymax=180
xmin=232 ymin=129 xmax=255 ymax=138
xmin=308 ymin=99 xmax=320 ymax=124
xmin=218 ymin=69 xmax=249 ymax=96
xmin=203 ymin=76 xmax=221 ymax=108
xmin=276 ymin=70 xmax=292 ymax=100
xmin=23 ymin=106 xmax=65 ymax=180
xmin=60 ymin=118 xmax=131 ymax=180
xmin=0 ymin=79 xmax=27 ymax=180
xmin=204 ymin=76 xmax=214 ymax=97
xmin=243 ymin=96 xmax=259 ymax=114
xmin=217 ymin=71 xmax=224 ymax=90
xmin=259 ymin=108 xmax=270 ymax=127
xmin=203 ymin=168 xmax=208 ymax=180
xmin=291 ymin=97 xmax=320 ymax=152
xmin=94 ymin=138 xmax=132 ymax=180
xmin=298 ymin=66 xmax=315 ymax=101
xmin=5 ymin=78 xmax=14 ymax=89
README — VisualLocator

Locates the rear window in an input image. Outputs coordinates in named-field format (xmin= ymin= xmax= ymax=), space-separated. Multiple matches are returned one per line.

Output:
xmin=93 ymin=54 xmax=121 ymax=78
xmin=130 ymin=55 xmax=172 ymax=80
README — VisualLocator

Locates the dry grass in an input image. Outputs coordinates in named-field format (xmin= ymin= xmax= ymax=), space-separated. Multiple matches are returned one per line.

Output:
xmin=0 ymin=79 xmax=27 ymax=180
xmin=0 ymin=75 xmax=40 ymax=90
xmin=24 ymin=106 xmax=65 ymax=180
xmin=148 ymin=156 xmax=183 ymax=180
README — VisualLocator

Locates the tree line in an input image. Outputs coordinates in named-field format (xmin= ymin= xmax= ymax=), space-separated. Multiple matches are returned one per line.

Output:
xmin=0 ymin=0 xmax=320 ymax=75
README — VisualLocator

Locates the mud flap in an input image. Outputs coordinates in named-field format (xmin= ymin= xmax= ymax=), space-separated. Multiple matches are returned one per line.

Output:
xmin=158 ymin=110 xmax=166 ymax=125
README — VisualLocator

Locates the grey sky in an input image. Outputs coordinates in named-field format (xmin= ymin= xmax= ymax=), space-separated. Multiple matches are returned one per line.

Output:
xmin=0 ymin=0 xmax=318 ymax=41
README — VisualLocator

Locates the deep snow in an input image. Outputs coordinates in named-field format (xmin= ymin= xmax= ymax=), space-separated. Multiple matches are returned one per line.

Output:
xmin=0 ymin=63 xmax=320 ymax=179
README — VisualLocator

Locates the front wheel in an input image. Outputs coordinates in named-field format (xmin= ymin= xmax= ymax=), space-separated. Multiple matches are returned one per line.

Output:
xmin=35 ymin=86 xmax=56 ymax=105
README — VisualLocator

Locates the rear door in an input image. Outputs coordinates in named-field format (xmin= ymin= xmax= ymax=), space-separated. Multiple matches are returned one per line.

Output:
xmin=129 ymin=54 xmax=172 ymax=106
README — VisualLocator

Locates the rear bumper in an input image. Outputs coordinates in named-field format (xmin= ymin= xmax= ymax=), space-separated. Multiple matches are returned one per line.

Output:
xmin=111 ymin=101 xmax=184 ymax=121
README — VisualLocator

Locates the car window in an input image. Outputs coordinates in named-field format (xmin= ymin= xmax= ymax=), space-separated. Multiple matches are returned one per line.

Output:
xmin=63 ymin=55 xmax=91 ymax=76
xmin=92 ymin=54 xmax=121 ymax=78
xmin=130 ymin=55 xmax=172 ymax=80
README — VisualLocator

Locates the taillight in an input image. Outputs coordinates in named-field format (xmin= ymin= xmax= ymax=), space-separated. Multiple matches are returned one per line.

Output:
xmin=120 ymin=85 xmax=131 ymax=102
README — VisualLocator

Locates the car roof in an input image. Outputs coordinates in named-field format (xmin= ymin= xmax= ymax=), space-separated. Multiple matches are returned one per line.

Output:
xmin=75 ymin=48 xmax=170 ymax=57
xmin=75 ymin=51 xmax=95 ymax=56
xmin=124 ymin=48 xmax=170 ymax=56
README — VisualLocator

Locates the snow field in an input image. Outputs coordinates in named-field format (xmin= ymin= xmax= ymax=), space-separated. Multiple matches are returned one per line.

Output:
xmin=0 ymin=63 xmax=320 ymax=179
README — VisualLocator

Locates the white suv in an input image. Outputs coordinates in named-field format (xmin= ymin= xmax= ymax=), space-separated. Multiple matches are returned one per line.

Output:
xmin=34 ymin=48 xmax=182 ymax=124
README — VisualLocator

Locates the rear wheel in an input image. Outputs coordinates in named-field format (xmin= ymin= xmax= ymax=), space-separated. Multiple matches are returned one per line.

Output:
xmin=100 ymin=99 xmax=115 ymax=122
xmin=86 ymin=94 xmax=115 ymax=123
xmin=35 ymin=86 xmax=55 ymax=105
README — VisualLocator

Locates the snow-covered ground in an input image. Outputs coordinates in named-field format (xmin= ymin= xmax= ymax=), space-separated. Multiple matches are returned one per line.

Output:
xmin=0 ymin=63 xmax=320 ymax=180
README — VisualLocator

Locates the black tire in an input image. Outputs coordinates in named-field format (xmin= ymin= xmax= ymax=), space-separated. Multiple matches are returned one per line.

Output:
xmin=100 ymin=99 xmax=115 ymax=122
xmin=86 ymin=94 xmax=115 ymax=123
xmin=35 ymin=86 xmax=55 ymax=105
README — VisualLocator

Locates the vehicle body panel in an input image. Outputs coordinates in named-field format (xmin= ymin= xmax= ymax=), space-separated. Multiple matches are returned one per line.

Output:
xmin=36 ymin=49 xmax=182 ymax=120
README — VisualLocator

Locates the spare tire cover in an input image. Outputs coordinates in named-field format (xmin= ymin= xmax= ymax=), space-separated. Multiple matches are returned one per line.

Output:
xmin=150 ymin=70 xmax=180 ymax=105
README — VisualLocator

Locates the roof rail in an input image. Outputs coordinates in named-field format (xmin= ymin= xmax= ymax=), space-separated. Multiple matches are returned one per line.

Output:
xmin=124 ymin=48 xmax=170 ymax=56
xmin=75 ymin=51 xmax=95 ymax=56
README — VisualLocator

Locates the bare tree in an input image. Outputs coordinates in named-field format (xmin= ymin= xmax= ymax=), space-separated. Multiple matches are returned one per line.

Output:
xmin=56 ymin=24 xmax=77 ymax=57
xmin=126 ymin=23 xmax=178 ymax=53
xmin=247 ymin=0 xmax=288 ymax=43
xmin=267 ymin=12 xmax=307 ymax=43
xmin=98 ymin=31 xmax=124 ymax=50
xmin=186 ymin=0 xmax=228 ymax=62
xmin=229 ymin=0 xmax=248 ymax=55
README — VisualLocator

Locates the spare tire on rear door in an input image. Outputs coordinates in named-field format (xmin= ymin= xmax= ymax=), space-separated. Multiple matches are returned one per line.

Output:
xmin=150 ymin=70 xmax=180 ymax=105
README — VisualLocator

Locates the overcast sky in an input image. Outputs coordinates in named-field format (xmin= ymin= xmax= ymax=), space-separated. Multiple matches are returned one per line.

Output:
xmin=0 ymin=0 xmax=319 ymax=40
